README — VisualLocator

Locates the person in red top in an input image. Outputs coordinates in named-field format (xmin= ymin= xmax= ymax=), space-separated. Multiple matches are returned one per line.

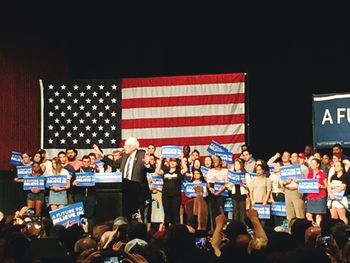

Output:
xmin=305 ymin=158 xmax=327 ymax=226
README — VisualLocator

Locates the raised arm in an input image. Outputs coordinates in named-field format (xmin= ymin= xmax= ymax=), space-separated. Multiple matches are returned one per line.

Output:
xmin=155 ymin=155 xmax=164 ymax=175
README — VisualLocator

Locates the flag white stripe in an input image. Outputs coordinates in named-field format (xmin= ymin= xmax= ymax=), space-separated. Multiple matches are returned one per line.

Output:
xmin=122 ymin=123 xmax=244 ymax=140
xmin=122 ymin=82 xmax=245 ymax=99
xmin=44 ymin=148 xmax=119 ymax=160
xmin=122 ymin=103 xmax=245 ymax=120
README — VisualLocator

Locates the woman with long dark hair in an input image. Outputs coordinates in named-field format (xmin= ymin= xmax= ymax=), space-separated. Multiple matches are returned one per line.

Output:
xmin=230 ymin=158 xmax=250 ymax=223
xmin=305 ymin=158 xmax=327 ymax=226
xmin=155 ymin=156 xmax=188 ymax=227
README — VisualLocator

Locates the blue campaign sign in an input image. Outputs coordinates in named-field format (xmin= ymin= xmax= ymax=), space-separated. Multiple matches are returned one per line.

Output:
xmin=214 ymin=182 xmax=229 ymax=197
xmin=152 ymin=174 xmax=164 ymax=190
xmin=224 ymin=198 xmax=233 ymax=212
xmin=184 ymin=183 xmax=207 ymax=197
xmin=161 ymin=146 xmax=183 ymax=159
xmin=334 ymin=190 xmax=345 ymax=201
xmin=75 ymin=172 xmax=95 ymax=187
xmin=95 ymin=171 xmax=122 ymax=183
xmin=207 ymin=140 xmax=230 ymax=155
xmin=271 ymin=202 xmax=286 ymax=217
xmin=16 ymin=165 xmax=32 ymax=178
xmin=228 ymin=171 xmax=245 ymax=185
xmin=10 ymin=151 xmax=22 ymax=166
xmin=23 ymin=177 xmax=45 ymax=190
xmin=253 ymin=204 xmax=271 ymax=219
xmin=298 ymin=179 xmax=319 ymax=193
xmin=216 ymin=151 xmax=233 ymax=165
xmin=249 ymin=172 xmax=257 ymax=178
xmin=313 ymin=93 xmax=350 ymax=148
xmin=200 ymin=166 xmax=209 ymax=176
xmin=269 ymin=165 xmax=275 ymax=173
xmin=280 ymin=164 xmax=302 ymax=182
xmin=49 ymin=202 xmax=85 ymax=226
xmin=46 ymin=175 xmax=67 ymax=187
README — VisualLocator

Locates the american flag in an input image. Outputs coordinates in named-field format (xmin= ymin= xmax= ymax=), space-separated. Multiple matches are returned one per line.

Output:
xmin=121 ymin=73 xmax=246 ymax=157
xmin=40 ymin=73 xmax=245 ymax=158
xmin=40 ymin=79 xmax=121 ymax=158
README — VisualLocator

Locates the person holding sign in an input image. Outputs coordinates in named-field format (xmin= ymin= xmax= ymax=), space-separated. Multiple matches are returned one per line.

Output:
xmin=269 ymin=162 xmax=285 ymax=226
xmin=229 ymin=158 xmax=250 ymax=223
xmin=305 ymin=159 xmax=327 ymax=226
xmin=327 ymin=161 xmax=348 ymax=224
xmin=21 ymin=152 xmax=32 ymax=166
xmin=249 ymin=164 xmax=271 ymax=207
xmin=48 ymin=157 xmax=71 ymax=211
xmin=155 ymin=156 xmax=188 ymax=227
xmin=206 ymin=156 xmax=228 ymax=227
xmin=26 ymin=162 xmax=45 ymax=216
xmin=184 ymin=168 xmax=207 ymax=224
xmin=73 ymin=155 xmax=97 ymax=233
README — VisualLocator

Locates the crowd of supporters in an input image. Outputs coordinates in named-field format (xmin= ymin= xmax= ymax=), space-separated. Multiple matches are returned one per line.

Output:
xmin=2 ymin=142 xmax=350 ymax=262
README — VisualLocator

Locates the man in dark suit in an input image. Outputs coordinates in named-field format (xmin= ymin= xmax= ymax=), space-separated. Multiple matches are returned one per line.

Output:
xmin=93 ymin=137 xmax=153 ymax=220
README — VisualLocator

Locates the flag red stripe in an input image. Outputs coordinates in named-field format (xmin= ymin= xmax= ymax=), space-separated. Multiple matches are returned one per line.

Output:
xmin=122 ymin=73 xmax=245 ymax=88
xmin=120 ymin=134 xmax=245 ymax=148
xmin=122 ymin=114 xmax=245 ymax=129
xmin=121 ymin=93 xmax=244 ymax=109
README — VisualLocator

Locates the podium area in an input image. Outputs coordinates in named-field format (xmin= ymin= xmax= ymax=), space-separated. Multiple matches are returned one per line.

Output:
xmin=95 ymin=183 xmax=123 ymax=224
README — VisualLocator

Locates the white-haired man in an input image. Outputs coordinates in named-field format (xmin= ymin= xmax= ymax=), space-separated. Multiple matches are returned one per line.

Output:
xmin=93 ymin=137 xmax=153 ymax=220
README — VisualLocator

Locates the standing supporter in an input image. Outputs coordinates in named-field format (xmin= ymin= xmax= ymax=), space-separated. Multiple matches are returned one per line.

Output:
xmin=282 ymin=160 xmax=305 ymax=222
xmin=112 ymin=149 xmax=123 ymax=161
xmin=147 ymin=144 xmax=157 ymax=157
xmin=304 ymin=144 xmax=315 ymax=166
xmin=182 ymin=158 xmax=202 ymax=223
xmin=26 ymin=162 xmax=45 ymax=216
xmin=38 ymin=149 xmax=53 ymax=176
xmin=313 ymin=151 xmax=322 ymax=161
xmin=207 ymin=156 xmax=229 ymax=226
xmin=332 ymin=143 xmax=350 ymax=161
xmin=48 ymin=157 xmax=71 ymax=211
xmin=88 ymin=153 xmax=98 ymax=171
xmin=184 ymin=168 xmax=206 ymax=224
xmin=290 ymin=153 xmax=299 ymax=165
xmin=183 ymin=145 xmax=191 ymax=164
xmin=189 ymin=149 xmax=200 ymax=166
xmin=321 ymin=154 xmax=331 ymax=174
xmin=242 ymin=149 xmax=256 ymax=173
xmin=58 ymin=151 xmax=76 ymax=204
xmin=269 ymin=162 xmax=285 ymax=226
xmin=281 ymin=151 xmax=292 ymax=166
xmin=32 ymin=152 xmax=47 ymax=174
xmin=66 ymin=147 xmax=83 ymax=171
xmin=73 ymin=155 xmax=96 ymax=233
xmin=203 ymin=156 xmax=214 ymax=169
xmin=298 ymin=153 xmax=310 ymax=177
xmin=327 ymin=160 xmax=348 ymax=224
xmin=21 ymin=152 xmax=32 ymax=166
xmin=249 ymin=164 xmax=271 ymax=206
xmin=305 ymin=159 xmax=327 ymax=226
xmin=155 ymin=156 xmax=188 ymax=227
xmin=230 ymin=158 xmax=250 ymax=223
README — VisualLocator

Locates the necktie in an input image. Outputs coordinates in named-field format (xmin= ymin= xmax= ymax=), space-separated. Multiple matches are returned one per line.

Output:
xmin=125 ymin=155 xmax=132 ymax=180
